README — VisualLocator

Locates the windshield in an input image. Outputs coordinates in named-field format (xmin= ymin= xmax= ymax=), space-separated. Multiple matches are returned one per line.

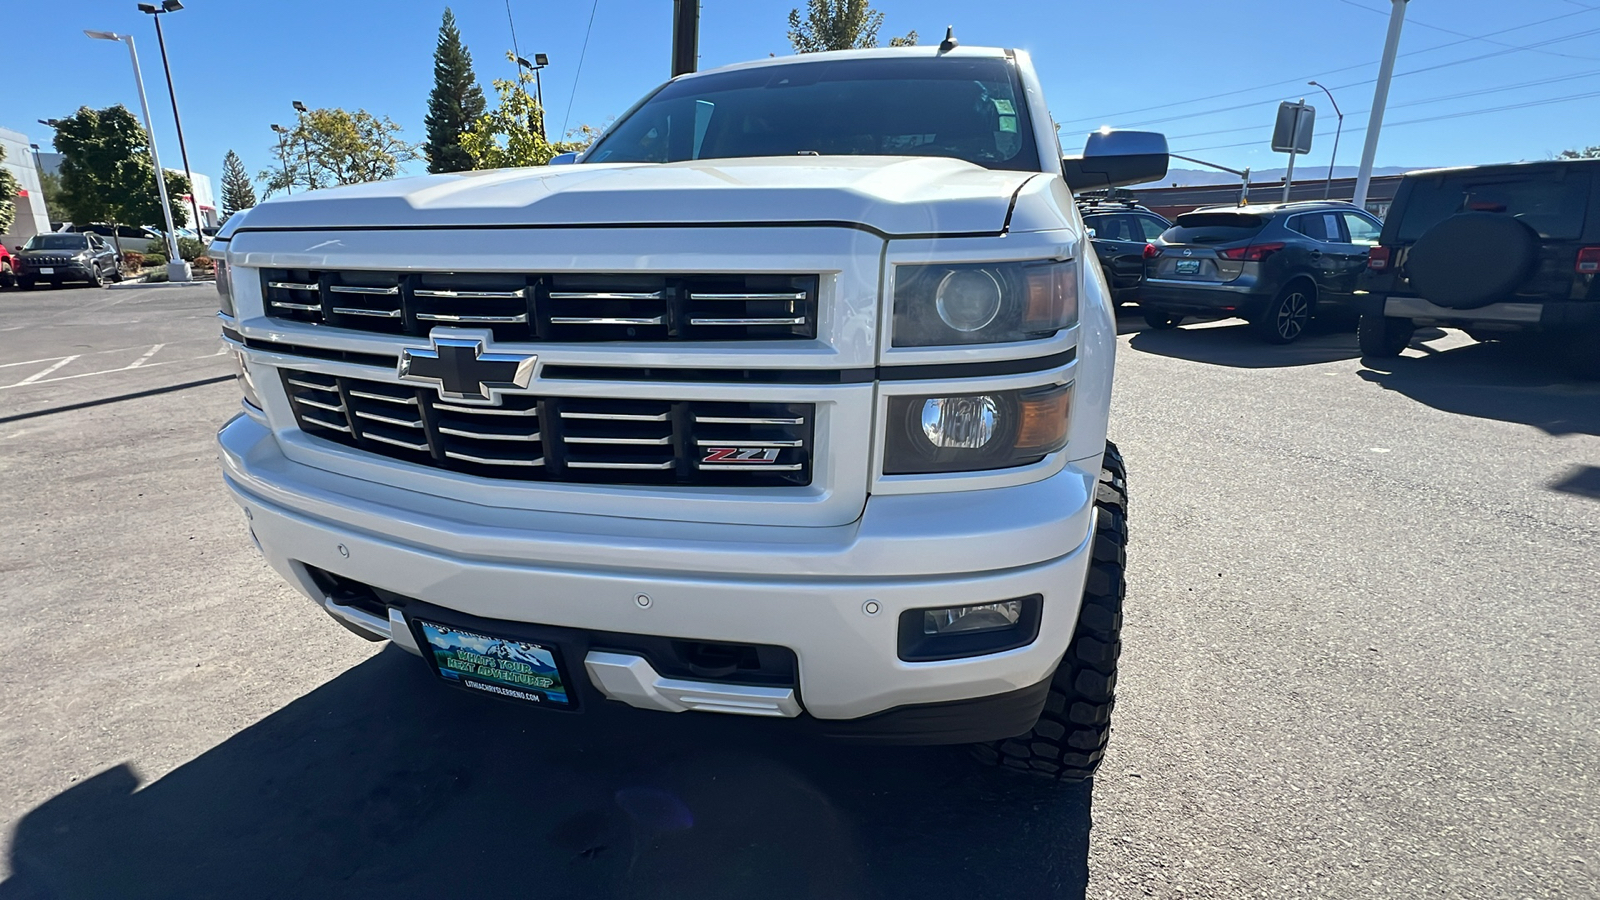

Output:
xmin=23 ymin=234 xmax=89 ymax=251
xmin=585 ymin=56 xmax=1040 ymax=172
xmin=1396 ymin=168 xmax=1592 ymax=241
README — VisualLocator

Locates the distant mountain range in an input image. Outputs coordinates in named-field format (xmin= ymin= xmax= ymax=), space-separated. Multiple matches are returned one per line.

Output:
xmin=1135 ymin=165 xmax=1425 ymax=189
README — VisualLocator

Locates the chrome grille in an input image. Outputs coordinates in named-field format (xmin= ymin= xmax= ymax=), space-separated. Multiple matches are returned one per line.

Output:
xmin=262 ymin=270 xmax=819 ymax=342
xmin=280 ymin=369 xmax=813 ymax=486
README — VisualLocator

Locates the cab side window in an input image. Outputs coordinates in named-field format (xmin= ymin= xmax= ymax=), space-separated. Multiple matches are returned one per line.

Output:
xmin=1136 ymin=216 xmax=1169 ymax=241
xmin=1288 ymin=214 xmax=1329 ymax=241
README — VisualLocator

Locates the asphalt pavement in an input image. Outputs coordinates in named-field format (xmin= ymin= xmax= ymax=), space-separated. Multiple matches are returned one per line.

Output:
xmin=0 ymin=285 xmax=1595 ymax=899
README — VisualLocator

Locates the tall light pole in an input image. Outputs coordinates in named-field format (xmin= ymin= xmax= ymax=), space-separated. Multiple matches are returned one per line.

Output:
xmin=515 ymin=53 xmax=549 ymax=139
xmin=84 ymin=29 xmax=187 ymax=282
xmin=292 ymin=100 xmax=315 ymax=190
xmin=1308 ymin=80 xmax=1345 ymax=200
xmin=1353 ymin=0 xmax=1409 ymax=212
xmin=271 ymin=124 xmax=293 ymax=195
xmin=137 ymin=1 xmax=204 ymax=235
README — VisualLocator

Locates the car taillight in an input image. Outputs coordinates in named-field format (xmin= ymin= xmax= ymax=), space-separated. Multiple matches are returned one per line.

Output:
xmin=1576 ymin=247 xmax=1600 ymax=274
xmin=1368 ymin=246 xmax=1391 ymax=271
xmin=1142 ymin=242 xmax=1160 ymax=260
xmin=1218 ymin=242 xmax=1285 ymax=261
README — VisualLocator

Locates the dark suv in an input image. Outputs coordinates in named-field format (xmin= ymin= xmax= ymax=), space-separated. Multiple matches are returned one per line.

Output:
xmin=1356 ymin=159 xmax=1600 ymax=375
xmin=1078 ymin=195 xmax=1170 ymax=304
xmin=1140 ymin=200 xmax=1384 ymax=343
xmin=13 ymin=232 xmax=121 ymax=289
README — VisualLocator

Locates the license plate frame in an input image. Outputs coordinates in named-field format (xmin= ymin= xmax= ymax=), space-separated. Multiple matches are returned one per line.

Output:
xmin=1174 ymin=259 xmax=1201 ymax=275
xmin=38 ymin=267 xmax=55 ymax=275
xmin=412 ymin=618 xmax=576 ymax=709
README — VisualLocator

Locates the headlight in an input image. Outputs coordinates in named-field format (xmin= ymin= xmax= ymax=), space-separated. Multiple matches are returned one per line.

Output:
xmin=884 ymin=382 xmax=1071 ymax=475
xmin=893 ymin=259 xmax=1077 ymax=347
xmin=213 ymin=256 xmax=235 ymax=317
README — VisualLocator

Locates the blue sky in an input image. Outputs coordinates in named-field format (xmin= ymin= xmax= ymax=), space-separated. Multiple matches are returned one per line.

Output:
xmin=4 ymin=0 xmax=1599 ymax=187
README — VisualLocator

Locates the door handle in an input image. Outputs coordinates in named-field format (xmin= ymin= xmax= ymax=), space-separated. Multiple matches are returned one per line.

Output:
xmin=1309 ymin=250 xmax=1322 ymax=259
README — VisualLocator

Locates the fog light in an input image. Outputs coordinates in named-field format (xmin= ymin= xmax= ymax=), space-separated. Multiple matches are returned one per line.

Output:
xmin=921 ymin=395 xmax=998 ymax=449
xmin=898 ymin=595 xmax=1042 ymax=662
xmin=923 ymin=600 xmax=1024 ymax=635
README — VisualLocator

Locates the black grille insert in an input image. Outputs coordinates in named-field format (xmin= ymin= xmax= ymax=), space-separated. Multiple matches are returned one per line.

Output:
xmin=280 ymin=368 xmax=814 ymax=486
xmin=263 ymin=270 xmax=819 ymax=342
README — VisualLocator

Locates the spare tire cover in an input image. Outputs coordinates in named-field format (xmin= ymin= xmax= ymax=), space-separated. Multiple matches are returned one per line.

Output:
xmin=1406 ymin=212 xmax=1539 ymax=310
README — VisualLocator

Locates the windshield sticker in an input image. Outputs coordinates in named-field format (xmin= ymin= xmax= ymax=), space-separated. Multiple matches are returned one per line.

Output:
xmin=994 ymin=99 xmax=1016 ymax=115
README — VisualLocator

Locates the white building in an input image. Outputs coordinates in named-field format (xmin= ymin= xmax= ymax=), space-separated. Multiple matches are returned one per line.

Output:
xmin=0 ymin=126 xmax=52 ymax=249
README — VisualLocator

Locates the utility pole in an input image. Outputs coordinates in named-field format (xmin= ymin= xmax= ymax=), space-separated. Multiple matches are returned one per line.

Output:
xmin=1353 ymin=0 xmax=1409 ymax=212
xmin=671 ymin=0 xmax=699 ymax=77
xmin=1308 ymin=80 xmax=1344 ymax=200
xmin=139 ymin=2 xmax=205 ymax=234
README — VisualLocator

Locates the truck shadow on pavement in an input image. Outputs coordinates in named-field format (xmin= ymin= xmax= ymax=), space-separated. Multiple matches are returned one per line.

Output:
xmin=2 ymin=647 xmax=1092 ymax=900
xmin=1357 ymin=339 xmax=1600 ymax=437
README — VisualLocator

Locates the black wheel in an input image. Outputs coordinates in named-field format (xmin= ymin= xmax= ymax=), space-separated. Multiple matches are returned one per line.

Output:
xmin=1358 ymin=314 xmax=1414 ymax=357
xmin=972 ymin=442 xmax=1127 ymax=781
xmin=1141 ymin=307 xmax=1183 ymax=330
xmin=0 ymin=262 xmax=12 ymax=289
xmin=1252 ymin=282 xmax=1314 ymax=344
xmin=17 ymin=278 xmax=35 ymax=291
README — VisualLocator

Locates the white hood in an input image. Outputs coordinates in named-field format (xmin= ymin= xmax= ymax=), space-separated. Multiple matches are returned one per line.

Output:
xmin=229 ymin=157 xmax=1041 ymax=237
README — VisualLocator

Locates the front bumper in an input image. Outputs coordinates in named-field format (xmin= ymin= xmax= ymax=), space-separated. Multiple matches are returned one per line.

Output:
xmin=18 ymin=262 xmax=93 ymax=281
xmin=220 ymin=415 xmax=1097 ymax=733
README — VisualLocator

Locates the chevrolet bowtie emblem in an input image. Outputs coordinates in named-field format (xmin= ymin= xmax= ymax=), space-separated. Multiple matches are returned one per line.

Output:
xmin=397 ymin=333 xmax=536 ymax=403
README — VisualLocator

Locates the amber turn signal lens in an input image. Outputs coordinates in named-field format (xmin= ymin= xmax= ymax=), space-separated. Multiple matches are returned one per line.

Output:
xmin=1015 ymin=383 xmax=1072 ymax=452
xmin=1022 ymin=261 xmax=1078 ymax=332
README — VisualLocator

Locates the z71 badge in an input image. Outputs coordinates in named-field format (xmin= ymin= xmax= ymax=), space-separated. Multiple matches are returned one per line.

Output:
xmin=701 ymin=447 xmax=782 ymax=464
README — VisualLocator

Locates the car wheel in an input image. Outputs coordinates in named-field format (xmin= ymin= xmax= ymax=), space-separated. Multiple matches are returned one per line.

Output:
xmin=0 ymin=262 xmax=13 ymax=289
xmin=1141 ymin=308 xmax=1183 ymax=330
xmin=89 ymin=265 xmax=104 ymax=288
xmin=1253 ymin=282 xmax=1314 ymax=344
xmin=17 ymin=278 xmax=34 ymax=291
xmin=971 ymin=441 xmax=1126 ymax=781
xmin=1358 ymin=314 xmax=1415 ymax=357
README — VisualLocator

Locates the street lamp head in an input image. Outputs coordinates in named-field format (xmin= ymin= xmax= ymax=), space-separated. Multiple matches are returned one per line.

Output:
xmin=534 ymin=53 xmax=549 ymax=66
xmin=84 ymin=29 xmax=123 ymax=41
xmin=516 ymin=56 xmax=532 ymax=68
xmin=292 ymin=100 xmax=307 ymax=113
xmin=137 ymin=3 xmax=158 ymax=12
xmin=163 ymin=1 xmax=184 ymax=10
xmin=271 ymin=124 xmax=288 ymax=133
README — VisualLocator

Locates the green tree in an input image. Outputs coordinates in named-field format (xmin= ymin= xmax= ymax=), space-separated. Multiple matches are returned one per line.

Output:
xmin=258 ymin=107 xmax=421 ymax=195
xmin=220 ymin=149 xmax=257 ymax=216
xmin=0 ymin=145 xmax=18 ymax=234
xmin=38 ymin=171 xmax=68 ymax=222
xmin=424 ymin=8 xmax=487 ymax=174
xmin=461 ymin=55 xmax=594 ymax=169
xmin=787 ymin=0 xmax=916 ymax=53
xmin=49 ymin=105 xmax=189 ymax=229
xmin=1559 ymin=146 xmax=1600 ymax=159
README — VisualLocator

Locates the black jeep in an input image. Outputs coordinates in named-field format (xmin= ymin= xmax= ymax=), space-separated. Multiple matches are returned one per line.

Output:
xmin=1357 ymin=159 xmax=1600 ymax=376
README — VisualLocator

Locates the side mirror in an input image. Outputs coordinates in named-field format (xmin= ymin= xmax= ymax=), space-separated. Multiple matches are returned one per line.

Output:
xmin=1063 ymin=129 xmax=1169 ymax=192
xmin=548 ymin=152 xmax=578 ymax=166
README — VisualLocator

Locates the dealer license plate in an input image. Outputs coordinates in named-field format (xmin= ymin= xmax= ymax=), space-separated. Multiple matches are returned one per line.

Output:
xmin=1174 ymin=259 xmax=1200 ymax=275
xmin=39 ymin=267 xmax=55 ymax=275
xmin=415 ymin=619 xmax=572 ymax=708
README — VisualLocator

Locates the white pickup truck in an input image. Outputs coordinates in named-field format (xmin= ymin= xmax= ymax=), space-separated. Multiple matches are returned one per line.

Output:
xmin=213 ymin=44 xmax=1167 ymax=780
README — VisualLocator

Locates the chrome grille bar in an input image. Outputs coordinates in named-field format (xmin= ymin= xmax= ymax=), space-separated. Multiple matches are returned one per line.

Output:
xmin=694 ymin=439 xmax=804 ymax=448
xmin=548 ymin=291 xmax=667 ymax=300
xmin=355 ymin=410 xmax=424 ymax=428
xmin=445 ymin=450 xmax=544 ymax=467
xmin=688 ymin=292 xmax=807 ymax=301
xmin=292 ymin=396 xmax=345 ymax=413
xmin=438 ymin=425 xmax=541 ymax=442
xmin=271 ymin=301 xmax=321 ymax=312
xmin=695 ymin=415 xmax=806 ymax=425
xmin=548 ymin=316 xmax=664 ymax=326
xmin=348 ymin=390 xmax=418 ymax=405
xmin=565 ymin=435 xmax=673 ymax=446
xmin=299 ymin=414 xmax=351 ymax=433
xmin=566 ymin=460 xmax=676 ymax=470
xmin=414 ymin=288 xmax=529 ymax=299
xmin=331 ymin=307 xmax=402 ymax=318
xmin=286 ymin=377 xmax=338 ymax=391
xmin=364 ymin=432 xmax=431 ymax=452
xmin=698 ymin=463 xmax=805 ymax=472
xmin=267 ymin=281 xmax=319 ymax=291
xmin=328 ymin=285 xmax=399 ymax=295
xmin=433 ymin=403 xmax=539 ymax=417
xmin=416 ymin=312 xmax=529 ymax=324
xmin=559 ymin=411 xmax=670 ymax=422
xmin=688 ymin=317 xmax=808 ymax=326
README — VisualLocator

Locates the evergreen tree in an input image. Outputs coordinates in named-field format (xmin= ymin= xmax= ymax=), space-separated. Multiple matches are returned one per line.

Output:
xmin=424 ymin=8 xmax=487 ymax=174
xmin=788 ymin=0 xmax=916 ymax=53
xmin=0 ymin=145 xmax=18 ymax=234
xmin=220 ymin=149 xmax=257 ymax=216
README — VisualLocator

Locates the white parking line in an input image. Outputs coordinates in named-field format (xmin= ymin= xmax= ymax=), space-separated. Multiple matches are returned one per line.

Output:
xmin=0 ymin=354 xmax=77 ymax=370
xmin=127 ymin=344 xmax=165 ymax=368
xmin=0 ymin=353 xmax=225 ymax=390
xmin=16 ymin=356 xmax=80 ymax=385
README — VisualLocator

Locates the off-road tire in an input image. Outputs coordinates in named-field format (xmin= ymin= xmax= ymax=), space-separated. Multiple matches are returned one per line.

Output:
xmin=971 ymin=441 xmax=1127 ymax=781
xmin=1141 ymin=308 xmax=1183 ymax=330
xmin=0 ymin=262 xmax=13 ymax=289
xmin=1358 ymin=314 xmax=1414 ymax=358
xmin=1251 ymin=281 xmax=1314 ymax=344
